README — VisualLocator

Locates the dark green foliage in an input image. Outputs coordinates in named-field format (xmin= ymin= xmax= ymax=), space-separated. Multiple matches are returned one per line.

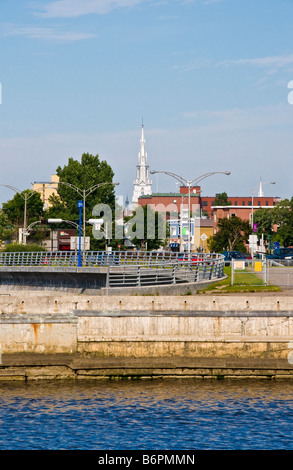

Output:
xmin=213 ymin=192 xmax=232 ymax=206
xmin=2 ymin=190 xmax=44 ymax=228
xmin=124 ymin=205 xmax=170 ymax=250
xmin=253 ymin=198 xmax=293 ymax=247
xmin=0 ymin=210 xmax=13 ymax=243
xmin=47 ymin=153 xmax=116 ymax=222
xmin=2 ymin=243 xmax=46 ymax=252
xmin=208 ymin=216 xmax=252 ymax=252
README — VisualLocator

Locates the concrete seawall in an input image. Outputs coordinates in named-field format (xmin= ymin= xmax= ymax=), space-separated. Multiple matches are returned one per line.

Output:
xmin=1 ymin=291 xmax=293 ymax=380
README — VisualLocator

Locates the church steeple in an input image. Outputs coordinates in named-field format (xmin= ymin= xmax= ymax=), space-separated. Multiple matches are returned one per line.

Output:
xmin=132 ymin=123 xmax=152 ymax=206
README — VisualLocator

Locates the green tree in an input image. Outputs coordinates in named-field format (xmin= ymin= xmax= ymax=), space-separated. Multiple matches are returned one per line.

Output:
xmin=0 ymin=210 xmax=13 ymax=244
xmin=46 ymin=153 xmax=117 ymax=250
xmin=271 ymin=198 xmax=293 ymax=246
xmin=208 ymin=216 xmax=252 ymax=252
xmin=213 ymin=192 xmax=232 ymax=206
xmin=124 ymin=205 xmax=169 ymax=250
xmin=2 ymin=190 xmax=44 ymax=241
xmin=47 ymin=153 xmax=116 ymax=222
xmin=252 ymin=208 xmax=275 ymax=241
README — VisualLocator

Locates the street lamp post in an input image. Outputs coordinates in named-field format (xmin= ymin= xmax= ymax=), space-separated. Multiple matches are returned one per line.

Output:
xmin=77 ymin=200 xmax=84 ymax=267
xmin=0 ymin=185 xmax=45 ymax=244
xmin=150 ymin=170 xmax=231 ymax=253
xmin=53 ymin=181 xmax=119 ymax=251
xmin=47 ymin=218 xmax=103 ymax=265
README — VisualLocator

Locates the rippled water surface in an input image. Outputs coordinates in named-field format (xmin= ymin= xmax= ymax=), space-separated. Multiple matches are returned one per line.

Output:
xmin=0 ymin=379 xmax=293 ymax=450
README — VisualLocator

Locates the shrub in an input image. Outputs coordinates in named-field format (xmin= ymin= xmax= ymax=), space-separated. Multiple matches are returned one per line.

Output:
xmin=2 ymin=243 xmax=47 ymax=252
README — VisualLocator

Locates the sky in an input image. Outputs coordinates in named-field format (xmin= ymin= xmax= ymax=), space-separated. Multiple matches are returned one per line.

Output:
xmin=1 ymin=0 xmax=293 ymax=207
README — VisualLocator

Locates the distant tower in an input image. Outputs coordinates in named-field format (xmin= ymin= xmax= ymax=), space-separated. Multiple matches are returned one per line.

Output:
xmin=258 ymin=178 xmax=264 ymax=197
xmin=132 ymin=123 xmax=152 ymax=206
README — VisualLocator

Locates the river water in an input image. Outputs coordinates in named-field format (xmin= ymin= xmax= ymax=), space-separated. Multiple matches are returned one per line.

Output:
xmin=0 ymin=378 xmax=293 ymax=451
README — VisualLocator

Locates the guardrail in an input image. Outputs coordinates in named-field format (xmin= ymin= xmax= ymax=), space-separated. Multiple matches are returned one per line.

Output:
xmin=0 ymin=251 xmax=225 ymax=287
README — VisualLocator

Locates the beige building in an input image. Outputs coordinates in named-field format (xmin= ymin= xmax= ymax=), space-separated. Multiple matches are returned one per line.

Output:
xmin=32 ymin=174 xmax=59 ymax=209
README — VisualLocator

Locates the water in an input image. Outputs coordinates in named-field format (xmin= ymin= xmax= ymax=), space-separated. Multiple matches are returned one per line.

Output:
xmin=0 ymin=378 xmax=293 ymax=450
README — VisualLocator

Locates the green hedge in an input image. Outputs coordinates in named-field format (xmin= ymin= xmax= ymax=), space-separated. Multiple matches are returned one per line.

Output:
xmin=2 ymin=243 xmax=47 ymax=252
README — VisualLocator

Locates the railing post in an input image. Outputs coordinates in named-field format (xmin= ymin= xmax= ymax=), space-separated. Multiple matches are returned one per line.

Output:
xmin=106 ymin=267 xmax=110 ymax=288
xmin=209 ymin=262 xmax=214 ymax=279
xmin=172 ymin=265 xmax=176 ymax=284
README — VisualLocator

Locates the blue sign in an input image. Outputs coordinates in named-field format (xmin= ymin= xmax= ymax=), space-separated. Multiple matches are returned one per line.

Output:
xmin=253 ymin=223 xmax=257 ymax=232
xmin=77 ymin=200 xmax=84 ymax=209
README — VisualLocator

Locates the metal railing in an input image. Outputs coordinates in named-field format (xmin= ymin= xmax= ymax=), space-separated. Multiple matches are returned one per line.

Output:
xmin=265 ymin=259 xmax=293 ymax=287
xmin=0 ymin=250 xmax=225 ymax=287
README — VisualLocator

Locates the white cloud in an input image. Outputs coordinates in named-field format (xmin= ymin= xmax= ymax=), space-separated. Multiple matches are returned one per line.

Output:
xmin=32 ymin=0 xmax=148 ymax=18
xmin=219 ymin=55 xmax=293 ymax=69
xmin=173 ymin=54 xmax=293 ymax=75
xmin=2 ymin=25 xmax=96 ymax=41
xmin=1 ymin=103 xmax=292 ymax=207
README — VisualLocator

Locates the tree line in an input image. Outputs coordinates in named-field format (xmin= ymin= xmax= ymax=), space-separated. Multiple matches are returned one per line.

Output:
xmin=0 ymin=153 xmax=168 ymax=251
xmin=1 ymin=157 xmax=292 ymax=253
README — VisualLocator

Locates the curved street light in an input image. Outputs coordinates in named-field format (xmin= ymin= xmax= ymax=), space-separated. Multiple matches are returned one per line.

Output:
xmin=52 ymin=181 xmax=119 ymax=246
xmin=0 ymin=184 xmax=45 ymax=244
xmin=150 ymin=170 xmax=231 ymax=253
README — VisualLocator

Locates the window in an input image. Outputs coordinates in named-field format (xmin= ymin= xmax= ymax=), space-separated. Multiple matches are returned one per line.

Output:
xmin=242 ymin=201 xmax=245 ymax=206
xmin=235 ymin=201 xmax=238 ymax=206
xmin=170 ymin=226 xmax=177 ymax=236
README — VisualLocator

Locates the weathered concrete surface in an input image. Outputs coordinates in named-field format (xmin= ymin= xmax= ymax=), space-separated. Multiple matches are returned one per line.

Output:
xmin=1 ymin=354 xmax=293 ymax=380
xmin=0 ymin=296 xmax=293 ymax=379
xmin=0 ymin=290 xmax=293 ymax=314
xmin=1 ymin=290 xmax=293 ymax=379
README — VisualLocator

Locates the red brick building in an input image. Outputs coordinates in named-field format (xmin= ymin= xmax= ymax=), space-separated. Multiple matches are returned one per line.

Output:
xmin=137 ymin=187 xmax=281 ymax=236
xmin=138 ymin=187 xmax=279 ymax=217
xmin=201 ymin=195 xmax=278 ymax=219
xmin=137 ymin=186 xmax=201 ymax=219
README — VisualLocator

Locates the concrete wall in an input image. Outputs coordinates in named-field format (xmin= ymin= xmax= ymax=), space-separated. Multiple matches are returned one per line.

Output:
xmin=0 ymin=291 xmax=292 ymax=314
xmin=0 ymin=267 xmax=107 ymax=293
xmin=1 ymin=292 xmax=293 ymax=379
xmin=76 ymin=311 xmax=293 ymax=359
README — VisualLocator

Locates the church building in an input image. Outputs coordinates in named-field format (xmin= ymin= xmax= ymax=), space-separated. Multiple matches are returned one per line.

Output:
xmin=132 ymin=124 xmax=152 ymax=207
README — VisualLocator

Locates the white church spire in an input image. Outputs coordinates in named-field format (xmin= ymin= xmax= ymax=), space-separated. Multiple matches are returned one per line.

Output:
xmin=132 ymin=123 xmax=152 ymax=207
xmin=258 ymin=178 xmax=264 ymax=197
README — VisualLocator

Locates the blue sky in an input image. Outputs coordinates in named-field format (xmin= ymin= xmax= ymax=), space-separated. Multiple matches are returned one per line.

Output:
xmin=1 ymin=0 xmax=293 ymax=206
